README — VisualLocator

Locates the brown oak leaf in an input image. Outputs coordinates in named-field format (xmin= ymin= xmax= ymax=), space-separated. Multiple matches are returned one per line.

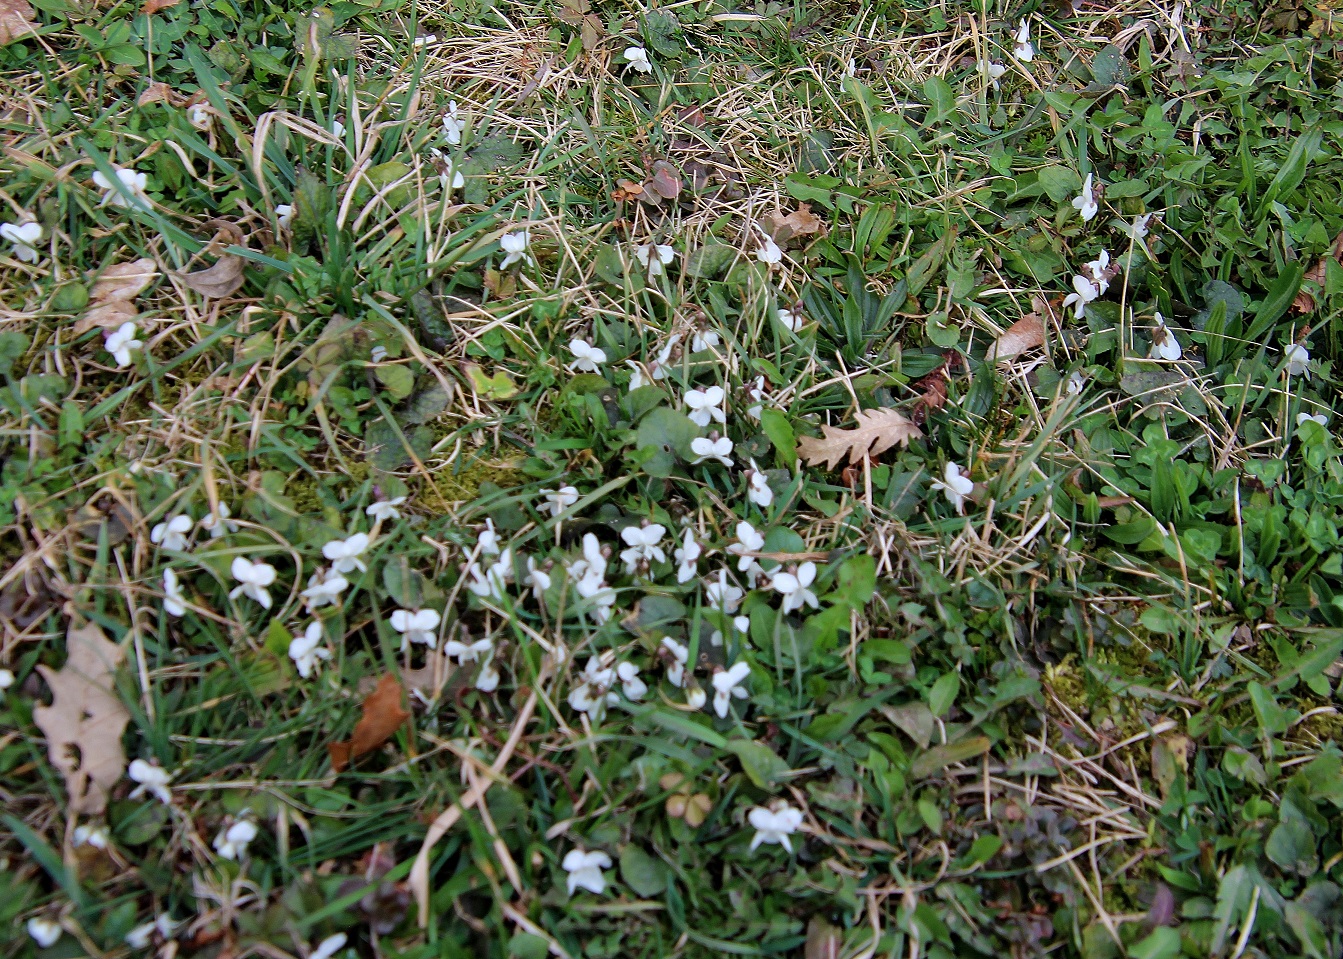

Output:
xmin=32 ymin=621 xmax=130 ymax=815
xmin=0 ymin=0 xmax=39 ymax=45
xmin=329 ymin=674 xmax=410 ymax=772
xmin=798 ymin=407 xmax=923 ymax=470
xmin=984 ymin=313 xmax=1045 ymax=362
xmin=758 ymin=204 xmax=824 ymax=246
xmin=76 ymin=258 xmax=159 ymax=335
xmin=1293 ymin=229 xmax=1343 ymax=313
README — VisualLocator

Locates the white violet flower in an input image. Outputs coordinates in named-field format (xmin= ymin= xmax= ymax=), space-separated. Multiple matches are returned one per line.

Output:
xmin=28 ymin=918 xmax=63 ymax=948
xmin=106 ymin=321 xmax=143 ymax=368
xmin=1061 ymin=273 xmax=1101 ymax=320
xmin=525 ymin=556 xmax=552 ymax=600
xmin=777 ymin=308 xmax=802 ymax=332
xmin=568 ymin=338 xmax=607 ymax=373
xmin=128 ymin=759 xmax=172 ymax=804
xmin=163 ymin=568 xmax=187 ymax=618
xmin=748 ymin=802 xmax=804 ymax=852
xmin=746 ymin=375 xmax=767 ymax=420
xmin=1128 ymin=213 xmax=1153 ymax=239
xmin=1066 ymin=370 xmax=1086 ymax=395
xmin=125 ymin=915 xmax=180 ymax=949
xmin=1012 ymin=19 xmax=1034 ymax=62
xmin=662 ymin=637 xmax=690 ymax=687
xmin=444 ymin=633 xmax=493 ymax=664
xmin=0 ymin=669 xmax=13 ymax=690
xmin=73 ymin=824 xmax=109 ymax=849
xmin=930 ymin=462 xmax=975 ymax=515
xmin=684 ymin=385 xmax=727 ymax=427
xmin=391 ymin=608 xmax=441 ymax=650
xmin=213 ymin=818 xmax=258 ymax=860
xmin=289 ymin=622 xmax=331 ymax=679
xmin=540 ymin=485 xmax=580 ymax=517
xmin=229 ymin=557 xmax=277 ymax=609
xmin=747 ymin=460 xmax=773 ymax=508
xmin=674 ymin=529 xmax=700 ymax=584
xmin=727 ymin=522 xmax=764 ymax=574
xmin=275 ymin=204 xmax=295 ymax=230
xmin=756 ymin=235 xmax=784 ymax=266
xmin=623 ymin=46 xmax=652 ymax=73
xmin=443 ymin=101 xmax=466 ymax=144
xmin=691 ymin=328 xmax=721 ymax=353
xmin=322 ymin=532 xmax=370 ymax=575
xmin=712 ymin=661 xmax=751 ymax=718
xmin=986 ymin=60 xmax=1007 ymax=89
xmin=705 ymin=569 xmax=744 ymax=613
xmin=691 ymin=435 xmax=734 ymax=467
xmin=302 ymin=569 xmax=349 ymax=610
xmin=620 ymin=523 xmax=667 ymax=573
xmin=616 ymin=661 xmax=647 ymax=700
xmin=1298 ymin=412 xmax=1328 ymax=428
xmin=1149 ymin=313 xmax=1182 ymax=361
xmin=200 ymin=502 xmax=237 ymax=538
xmin=771 ymin=562 xmax=818 ymax=614
xmin=1 ymin=221 xmax=42 ymax=263
xmin=93 ymin=167 xmax=150 ymax=209
xmin=634 ymin=242 xmax=675 ymax=276
xmin=564 ymin=848 xmax=612 ymax=894
xmin=1284 ymin=343 xmax=1310 ymax=377
xmin=151 ymin=513 xmax=192 ymax=551
xmin=477 ymin=518 xmax=502 ymax=556
xmin=650 ymin=334 xmax=680 ymax=380
xmin=188 ymin=104 xmax=212 ymax=131
xmin=366 ymin=495 xmax=407 ymax=521
xmin=309 ymin=933 xmax=348 ymax=959
xmin=568 ymin=656 xmax=618 ymax=720
xmin=1072 ymin=173 xmax=1099 ymax=222
xmin=499 ymin=230 xmax=532 ymax=269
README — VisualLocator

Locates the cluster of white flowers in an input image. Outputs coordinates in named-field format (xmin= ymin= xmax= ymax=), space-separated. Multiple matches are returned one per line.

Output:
xmin=1062 ymin=249 xmax=1112 ymax=320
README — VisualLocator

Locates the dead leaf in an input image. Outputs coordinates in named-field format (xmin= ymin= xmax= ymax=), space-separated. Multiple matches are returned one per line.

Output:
xmin=76 ymin=258 xmax=159 ymax=335
xmin=137 ymin=82 xmax=188 ymax=107
xmin=1293 ymin=229 xmax=1343 ymax=313
xmin=612 ymin=179 xmax=645 ymax=204
xmin=985 ymin=313 xmax=1045 ymax=362
xmin=805 ymin=917 xmax=842 ymax=959
xmin=180 ymin=255 xmax=245 ymax=298
xmin=798 ymin=407 xmax=923 ymax=471
xmin=645 ymin=160 xmax=682 ymax=200
xmin=141 ymin=0 xmax=180 ymax=12
xmin=32 ymin=621 xmax=130 ymax=815
xmin=758 ymin=203 xmax=824 ymax=245
xmin=0 ymin=0 xmax=39 ymax=45
xmin=329 ymin=674 xmax=410 ymax=771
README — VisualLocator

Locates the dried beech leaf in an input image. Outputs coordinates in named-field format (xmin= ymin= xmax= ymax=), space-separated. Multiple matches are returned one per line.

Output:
xmin=180 ymin=255 xmax=245 ymax=299
xmin=90 ymin=258 xmax=158 ymax=303
xmin=646 ymin=160 xmax=682 ymax=200
xmin=137 ymin=82 xmax=187 ymax=107
xmin=141 ymin=0 xmax=181 ymax=12
xmin=758 ymin=204 xmax=824 ymax=245
xmin=798 ymin=407 xmax=923 ymax=470
xmin=329 ymin=674 xmax=410 ymax=772
xmin=984 ymin=313 xmax=1045 ymax=362
xmin=1294 ymin=229 xmax=1343 ymax=313
xmin=32 ymin=621 xmax=130 ymax=815
xmin=0 ymin=0 xmax=39 ymax=44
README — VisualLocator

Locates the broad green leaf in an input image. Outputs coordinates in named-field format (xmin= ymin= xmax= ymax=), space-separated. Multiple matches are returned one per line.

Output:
xmin=375 ymin=364 xmax=415 ymax=400
xmin=619 ymin=844 xmax=668 ymax=897
xmin=759 ymin=408 xmax=796 ymax=467
xmin=909 ymin=736 xmax=990 ymax=779
xmin=463 ymin=363 xmax=519 ymax=400
xmin=724 ymin=739 xmax=791 ymax=788
xmin=927 ymin=671 xmax=959 ymax=717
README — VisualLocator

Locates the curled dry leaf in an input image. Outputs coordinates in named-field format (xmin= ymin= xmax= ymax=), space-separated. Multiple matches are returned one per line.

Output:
xmin=984 ymin=313 xmax=1045 ymax=362
xmin=140 ymin=0 xmax=181 ymax=13
xmin=329 ymin=674 xmax=411 ymax=772
xmin=76 ymin=258 xmax=159 ymax=335
xmin=0 ymin=0 xmax=39 ymax=45
xmin=797 ymin=407 xmax=923 ymax=471
xmin=181 ymin=256 xmax=245 ymax=298
xmin=137 ymin=82 xmax=189 ymax=107
xmin=757 ymin=203 xmax=824 ymax=246
xmin=1293 ymin=229 xmax=1343 ymax=313
xmin=32 ymin=621 xmax=130 ymax=815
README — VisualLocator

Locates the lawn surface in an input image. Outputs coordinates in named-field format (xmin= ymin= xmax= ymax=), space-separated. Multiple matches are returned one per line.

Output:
xmin=3 ymin=0 xmax=1343 ymax=957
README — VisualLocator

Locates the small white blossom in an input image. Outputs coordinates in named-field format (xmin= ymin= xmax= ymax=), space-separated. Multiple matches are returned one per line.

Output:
xmin=391 ymin=608 xmax=441 ymax=650
xmin=188 ymin=104 xmax=212 ymax=130
xmin=322 ymin=532 xmax=370 ymax=575
xmin=106 ymin=321 xmax=143 ymax=368
xmin=650 ymin=334 xmax=680 ymax=381
xmin=1127 ymin=213 xmax=1153 ymax=239
xmin=747 ymin=460 xmax=773 ymax=508
xmin=289 ymin=622 xmax=331 ymax=679
xmin=525 ymin=557 xmax=552 ymax=601
xmin=726 ymin=522 xmax=764 ymax=574
xmin=475 ymin=651 xmax=501 ymax=692
xmin=302 ymin=568 xmax=349 ymax=610
xmin=930 ymin=462 xmax=975 ymax=515
xmin=705 ymin=569 xmax=745 ymax=614
xmin=1065 ymin=370 xmax=1086 ymax=395
xmin=748 ymin=802 xmax=804 ymax=852
xmin=1072 ymin=173 xmax=1099 ymax=222
xmin=27 ymin=918 xmax=62 ymax=948
xmin=499 ymin=230 xmax=532 ymax=269
xmin=229 ymin=557 xmax=277 ymax=609
xmin=684 ymin=385 xmax=727 ymax=427
xmin=623 ymin=46 xmax=652 ymax=73
xmin=163 ymin=568 xmax=187 ymax=618
xmin=567 ymin=532 xmax=607 ymax=584
xmin=466 ymin=549 xmax=513 ymax=601
xmin=746 ymin=375 xmax=767 ymax=420
xmin=1150 ymin=313 xmax=1182 ymax=361
xmin=712 ymin=660 xmax=751 ymax=718
xmin=1061 ymin=273 xmax=1101 ymax=320
xmin=634 ymin=242 xmax=675 ymax=277
xmin=128 ymin=759 xmax=172 ymax=804
xmin=93 ymin=167 xmax=150 ymax=208
xmin=275 ymin=204 xmax=295 ymax=230
xmin=331 ymin=119 xmax=346 ymax=138
xmin=568 ymin=656 xmax=618 ymax=720
xmin=125 ymin=915 xmax=180 ymax=949
xmin=430 ymin=148 xmax=465 ymax=189
xmin=691 ymin=328 xmax=721 ymax=353
xmin=756 ymin=235 xmax=783 ymax=266
xmin=686 ymin=684 xmax=707 ymax=709
xmin=1012 ymin=19 xmax=1034 ymax=62
xmin=616 ymin=661 xmax=647 ymax=700
xmin=691 ymin=435 xmax=734 ymax=467
xmin=200 ymin=502 xmax=237 ymax=538
xmin=1298 ymin=411 xmax=1328 ymax=428
xmin=674 ymin=529 xmax=700 ymax=584
xmin=0 ymin=669 xmax=13 ymax=690
xmin=443 ymin=101 xmax=466 ymax=144
xmin=1 ymin=221 xmax=42 ymax=263
xmin=310 ymin=933 xmax=348 ymax=959
xmin=73 ymin=824 xmax=109 ymax=849
xmin=151 ymin=514 xmax=192 ymax=551
xmin=776 ymin=308 xmax=802 ymax=332
xmin=1085 ymin=250 xmax=1112 ymax=294
xmin=1284 ymin=343 xmax=1310 ymax=377
xmin=986 ymin=60 xmax=1007 ymax=89
xmin=563 ymin=848 xmax=612 ymax=895
xmin=710 ymin=614 xmax=751 ymax=647
xmin=540 ymin=485 xmax=580 ymax=518
xmin=366 ymin=495 xmax=407 ymax=522
xmin=568 ymin=338 xmax=607 ymax=373
xmin=620 ymin=523 xmax=667 ymax=573
xmin=626 ymin=360 xmax=648 ymax=391
xmin=444 ymin=633 xmax=493 ymax=664
xmin=477 ymin=518 xmax=501 ymax=556
xmin=770 ymin=562 xmax=818 ymax=614
xmin=662 ymin=637 xmax=690 ymax=686
xmin=213 ymin=818 xmax=258 ymax=860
